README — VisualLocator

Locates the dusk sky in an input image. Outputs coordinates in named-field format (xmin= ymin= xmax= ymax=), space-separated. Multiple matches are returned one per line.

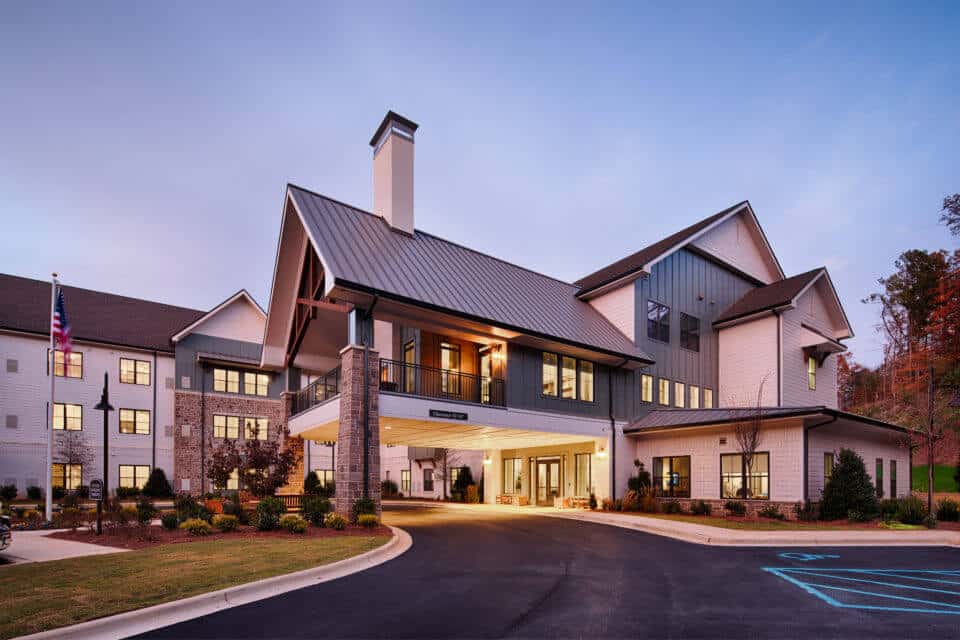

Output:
xmin=2 ymin=2 xmax=957 ymax=367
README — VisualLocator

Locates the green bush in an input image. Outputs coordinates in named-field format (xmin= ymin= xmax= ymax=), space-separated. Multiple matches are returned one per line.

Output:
xmin=758 ymin=504 xmax=785 ymax=520
xmin=256 ymin=496 xmax=286 ymax=531
xmin=174 ymin=493 xmax=202 ymax=523
xmin=724 ymin=500 xmax=746 ymax=516
xmin=213 ymin=514 xmax=239 ymax=532
xmin=135 ymin=497 xmax=157 ymax=524
xmin=115 ymin=486 xmax=141 ymax=499
xmin=690 ymin=500 xmax=712 ymax=516
xmin=27 ymin=486 xmax=42 ymax=501
xmin=0 ymin=484 xmax=17 ymax=503
xmin=879 ymin=498 xmax=900 ymax=522
xmin=793 ymin=501 xmax=818 ymax=521
xmin=663 ymin=501 xmax=683 ymax=514
xmin=56 ymin=507 xmax=83 ymax=530
xmin=639 ymin=490 xmax=658 ymax=513
xmin=53 ymin=487 xmax=66 ymax=500
xmin=304 ymin=471 xmax=322 ymax=496
xmin=819 ymin=449 xmax=879 ymax=520
xmin=280 ymin=514 xmax=308 ymax=533
xmin=222 ymin=496 xmax=248 ymax=524
xmin=895 ymin=495 xmax=927 ymax=525
xmin=302 ymin=496 xmax=331 ymax=526
xmin=452 ymin=467 xmax=475 ymax=500
xmin=351 ymin=497 xmax=376 ymax=522
xmin=357 ymin=514 xmax=379 ymax=528
xmin=381 ymin=479 xmax=399 ymax=498
xmin=160 ymin=512 xmax=178 ymax=530
xmin=180 ymin=518 xmax=212 ymax=536
xmin=847 ymin=509 xmax=868 ymax=523
xmin=324 ymin=513 xmax=347 ymax=530
xmin=923 ymin=514 xmax=938 ymax=529
xmin=589 ymin=493 xmax=597 ymax=510
xmin=936 ymin=498 xmax=959 ymax=522
xmin=613 ymin=498 xmax=623 ymax=512
xmin=141 ymin=469 xmax=173 ymax=498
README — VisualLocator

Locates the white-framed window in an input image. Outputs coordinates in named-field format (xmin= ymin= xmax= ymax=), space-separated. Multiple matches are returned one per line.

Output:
xmin=119 ymin=358 xmax=151 ymax=385
xmin=119 ymin=464 xmax=150 ymax=488
xmin=119 ymin=408 xmax=150 ymax=435
xmin=53 ymin=403 xmax=82 ymax=430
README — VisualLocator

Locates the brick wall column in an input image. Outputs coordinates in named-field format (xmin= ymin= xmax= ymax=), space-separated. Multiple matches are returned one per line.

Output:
xmin=335 ymin=345 xmax=381 ymax=517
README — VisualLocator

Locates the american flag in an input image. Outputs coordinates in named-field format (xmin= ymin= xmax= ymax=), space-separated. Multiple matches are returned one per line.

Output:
xmin=52 ymin=288 xmax=72 ymax=355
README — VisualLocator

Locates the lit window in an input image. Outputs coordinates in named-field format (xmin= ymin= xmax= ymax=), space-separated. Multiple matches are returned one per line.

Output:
xmin=50 ymin=349 xmax=83 ymax=378
xmin=680 ymin=313 xmax=700 ymax=352
xmin=403 ymin=341 xmax=416 ymax=393
xmin=674 ymin=382 xmax=685 ymax=408
xmin=244 ymin=417 xmax=268 ymax=441
xmin=575 ymin=453 xmax=592 ymax=497
xmin=824 ymin=452 xmax=834 ymax=486
xmin=119 ymin=358 xmax=151 ymax=385
xmin=578 ymin=361 xmax=594 ymax=402
xmin=440 ymin=342 xmax=461 ymax=395
xmin=703 ymin=388 xmax=714 ymax=408
xmin=653 ymin=456 xmax=691 ymax=498
xmin=119 ymin=464 xmax=151 ymax=488
xmin=808 ymin=356 xmax=817 ymax=390
xmin=53 ymin=403 xmax=82 ymax=430
xmin=51 ymin=463 xmax=82 ymax=490
xmin=423 ymin=469 xmax=434 ymax=492
xmin=214 ymin=368 xmax=240 ymax=393
xmin=560 ymin=356 xmax=576 ymax=399
xmin=214 ymin=415 xmax=240 ymax=439
xmin=646 ymin=301 xmax=670 ymax=342
xmin=401 ymin=469 xmax=410 ymax=493
xmin=542 ymin=353 xmax=558 ymax=397
xmin=244 ymin=372 xmax=270 ymax=396
xmin=641 ymin=374 xmax=653 ymax=403
xmin=503 ymin=458 xmax=522 ymax=495
xmin=689 ymin=385 xmax=700 ymax=409
xmin=658 ymin=378 xmax=670 ymax=406
xmin=720 ymin=452 xmax=769 ymax=500
xmin=119 ymin=409 xmax=150 ymax=435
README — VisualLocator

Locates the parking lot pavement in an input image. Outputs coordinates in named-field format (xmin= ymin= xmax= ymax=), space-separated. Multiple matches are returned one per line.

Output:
xmin=0 ymin=529 xmax=127 ymax=564
xmin=137 ymin=504 xmax=960 ymax=639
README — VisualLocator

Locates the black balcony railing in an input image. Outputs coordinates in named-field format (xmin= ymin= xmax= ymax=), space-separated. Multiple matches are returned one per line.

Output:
xmin=379 ymin=358 xmax=505 ymax=407
xmin=292 ymin=366 xmax=340 ymax=416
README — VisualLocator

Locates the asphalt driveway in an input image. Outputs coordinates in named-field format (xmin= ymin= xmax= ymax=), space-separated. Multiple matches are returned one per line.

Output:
xmin=137 ymin=504 xmax=960 ymax=638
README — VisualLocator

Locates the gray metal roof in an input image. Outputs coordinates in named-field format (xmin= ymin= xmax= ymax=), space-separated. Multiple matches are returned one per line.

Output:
xmin=289 ymin=185 xmax=653 ymax=362
xmin=625 ymin=407 xmax=910 ymax=434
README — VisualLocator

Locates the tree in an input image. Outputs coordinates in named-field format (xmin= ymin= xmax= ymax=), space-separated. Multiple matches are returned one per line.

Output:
xmin=207 ymin=439 xmax=241 ymax=493
xmin=304 ymin=470 xmax=322 ymax=496
xmin=819 ymin=448 xmax=879 ymax=520
xmin=430 ymin=448 xmax=461 ymax=500
xmin=55 ymin=430 xmax=94 ymax=481
xmin=238 ymin=431 xmax=298 ymax=499
xmin=142 ymin=468 xmax=173 ymax=498
xmin=733 ymin=378 xmax=766 ymax=499
xmin=941 ymin=193 xmax=960 ymax=237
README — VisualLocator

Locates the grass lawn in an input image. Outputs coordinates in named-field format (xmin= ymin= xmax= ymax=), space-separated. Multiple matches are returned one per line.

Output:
xmin=0 ymin=535 xmax=389 ymax=639
xmin=912 ymin=464 xmax=958 ymax=492
xmin=629 ymin=513 xmax=878 ymax=531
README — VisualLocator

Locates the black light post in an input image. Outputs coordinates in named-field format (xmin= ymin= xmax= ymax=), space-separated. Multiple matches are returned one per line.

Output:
xmin=93 ymin=372 xmax=114 ymax=534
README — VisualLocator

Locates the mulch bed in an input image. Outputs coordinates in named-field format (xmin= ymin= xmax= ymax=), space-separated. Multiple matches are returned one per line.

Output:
xmin=48 ymin=523 xmax=392 ymax=550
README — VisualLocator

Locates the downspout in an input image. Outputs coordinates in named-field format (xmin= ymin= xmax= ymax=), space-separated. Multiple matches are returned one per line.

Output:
xmin=774 ymin=311 xmax=782 ymax=407
xmin=802 ymin=415 xmax=837 ymax=502
xmin=151 ymin=351 xmax=158 ymax=470
xmin=200 ymin=364 xmax=207 ymax=496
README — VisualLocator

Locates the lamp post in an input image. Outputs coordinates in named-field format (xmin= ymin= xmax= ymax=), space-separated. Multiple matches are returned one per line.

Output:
xmin=93 ymin=372 xmax=114 ymax=534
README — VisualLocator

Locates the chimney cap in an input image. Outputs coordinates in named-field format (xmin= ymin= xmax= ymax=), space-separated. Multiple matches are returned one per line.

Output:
xmin=369 ymin=110 xmax=419 ymax=147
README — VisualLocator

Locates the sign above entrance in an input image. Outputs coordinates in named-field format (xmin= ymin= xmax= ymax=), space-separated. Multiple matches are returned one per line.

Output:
xmin=429 ymin=409 xmax=468 ymax=421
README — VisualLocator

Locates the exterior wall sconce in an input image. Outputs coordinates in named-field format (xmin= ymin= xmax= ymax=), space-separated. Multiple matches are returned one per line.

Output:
xmin=483 ymin=456 xmax=492 ymax=465
xmin=492 ymin=345 xmax=505 ymax=362
xmin=596 ymin=446 xmax=608 ymax=459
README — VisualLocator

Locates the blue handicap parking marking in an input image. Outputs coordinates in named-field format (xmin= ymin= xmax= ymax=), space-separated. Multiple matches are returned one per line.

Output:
xmin=778 ymin=552 xmax=841 ymax=562
xmin=764 ymin=567 xmax=960 ymax=615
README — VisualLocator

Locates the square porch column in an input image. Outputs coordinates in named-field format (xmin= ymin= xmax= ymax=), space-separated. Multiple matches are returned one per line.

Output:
xmin=335 ymin=344 xmax=381 ymax=517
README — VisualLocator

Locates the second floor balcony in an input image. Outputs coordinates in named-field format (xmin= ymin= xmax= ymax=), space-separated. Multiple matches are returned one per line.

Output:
xmin=379 ymin=358 xmax=505 ymax=407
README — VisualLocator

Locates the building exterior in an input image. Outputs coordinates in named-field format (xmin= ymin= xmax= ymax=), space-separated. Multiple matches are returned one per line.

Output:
xmin=1 ymin=111 xmax=912 ymax=519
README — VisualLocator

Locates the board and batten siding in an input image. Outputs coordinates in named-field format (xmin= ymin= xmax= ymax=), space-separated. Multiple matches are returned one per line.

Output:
xmin=718 ymin=315 xmax=779 ymax=407
xmin=634 ymin=248 xmax=755 ymax=406
xmin=174 ymin=333 xmax=285 ymax=398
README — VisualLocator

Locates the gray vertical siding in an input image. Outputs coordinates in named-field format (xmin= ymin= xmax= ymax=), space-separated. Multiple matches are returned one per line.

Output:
xmin=635 ymin=249 xmax=755 ymax=405
xmin=175 ymin=333 xmax=286 ymax=398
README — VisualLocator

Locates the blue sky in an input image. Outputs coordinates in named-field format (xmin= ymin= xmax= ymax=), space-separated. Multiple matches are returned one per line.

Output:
xmin=2 ymin=2 xmax=957 ymax=366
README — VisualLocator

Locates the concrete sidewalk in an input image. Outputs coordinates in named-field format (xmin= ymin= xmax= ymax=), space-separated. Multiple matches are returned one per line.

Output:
xmin=0 ymin=529 xmax=128 ymax=564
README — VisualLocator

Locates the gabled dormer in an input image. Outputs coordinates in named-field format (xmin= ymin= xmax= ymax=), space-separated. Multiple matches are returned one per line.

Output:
xmin=171 ymin=290 xmax=266 ymax=345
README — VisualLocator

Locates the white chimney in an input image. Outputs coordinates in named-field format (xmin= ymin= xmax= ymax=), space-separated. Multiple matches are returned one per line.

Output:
xmin=370 ymin=111 xmax=418 ymax=235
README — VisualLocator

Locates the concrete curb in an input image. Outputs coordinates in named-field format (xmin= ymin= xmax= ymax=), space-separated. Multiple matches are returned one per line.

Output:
xmin=15 ymin=526 xmax=412 ymax=640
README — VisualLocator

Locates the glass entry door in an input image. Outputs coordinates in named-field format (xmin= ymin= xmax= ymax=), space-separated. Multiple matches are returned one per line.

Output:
xmin=536 ymin=460 xmax=560 ymax=506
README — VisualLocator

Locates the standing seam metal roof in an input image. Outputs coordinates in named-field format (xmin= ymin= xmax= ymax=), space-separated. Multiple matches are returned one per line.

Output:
xmin=289 ymin=185 xmax=652 ymax=362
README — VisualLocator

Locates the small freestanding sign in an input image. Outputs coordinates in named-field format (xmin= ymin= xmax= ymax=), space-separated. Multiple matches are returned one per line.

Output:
xmin=89 ymin=478 xmax=104 ymax=534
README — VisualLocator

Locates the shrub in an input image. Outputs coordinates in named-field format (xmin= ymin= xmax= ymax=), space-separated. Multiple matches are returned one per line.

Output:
xmin=895 ymin=495 xmax=927 ymax=525
xmin=879 ymin=498 xmax=900 ymax=522
xmin=52 ymin=487 xmax=66 ymax=500
xmin=847 ymin=509 xmax=868 ymax=523
xmin=724 ymin=500 xmax=747 ymax=516
xmin=936 ymin=498 xmax=960 ymax=522
xmin=452 ymin=467 xmax=475 ymax=501
xmin=690 ymin=500 xmax=712 ymax=516
xmin=61 ymin=491 xmax=82 ymax=509
xmin=57 ymin=507 xmax=83 ymax=530
xmin=819 ymin=449 xmax=879 ymax=520
xmin=923 ymin=514 xmax=937 ymax=529
xmin=160 ymin=512 xmax=179 ymax=530
xmin=793 ymin=500 xmax=818 ymax=522
xmin=196 ymin=505 xmax=213 ymax=523
xmin=621 ymin=490 xmax=640 ymax=511
xmin=613 ymin=499 xmax=623 ymax=512
xmin=639 ymin=490 xmax=658 ymax=513
xmin=256 ymin=496 xmax=286 ymax=531
xmin=0 ymin=484 xmax=17 ymax=503
xmin=357 ymin=514 xmax=379 ymax=528
xmin=381 ymin=479 xmax=399 ymax=498
xmin=180 ymin=518 xmax=212 ymax=536
xmin=142 ymin=469 xmax=173 ymax=498
xmin=600 ymin=498 xmax=614 ymax=511
xmin=663 ymin=501 xmax=683 ymax=514
xmin=213 ymin=514 xmax=239 ymax=532
xmin=302 ymin=496 xmax=331 ymax=526
xmin=24 ymin=509 xmax=43 ymax=527
xmin=324 ymin=512 xmax=347 ymax=530
xmin=27 ymin=486 xmax=42 ymax=501
xmin=280 ymin=514 xmax=308 ymax=533
xmin=115 ymin=486 xmax=141 ymax=499
xmin=351 ymin=497 xmax=377 ymax=522
xmin=758 ymin=504 xmax=785 ymax=520
xmin=589 ymin=493 xmax=598 ymax=510
xmin=135 ymin=497 xmax=157 ymax=525
xmin=304 ymin=471 xmax=322 ymax=496
xmin=465 ymin=485 xmax=480 ymax=504
xmin=174 ymin=493 xmax=202 ymax=523
xmin=222 ymin=496 xmax=249 ymax=524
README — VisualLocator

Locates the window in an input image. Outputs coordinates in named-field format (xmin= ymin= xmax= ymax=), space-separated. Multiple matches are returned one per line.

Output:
xmin=703 ymin=388 xmax=714 ymax=408
xmin=449 ymin=466 xmax=468 ymax=491
xmin=403 ymin=341 xmax=415 ymax=393
xmin=689 ymin=385 xmax=700 ymax=409
xmin=890 ymin=460 xmax=897 ymax=498
xmin=423 ymin=469 xmax=434 ymax=492
xmin=680 ymin=313 xmax=700 ymax=352
xmin=578 ymin=361 xmax=594 ymax=402
xmin=561 ymin=356 xmax=577 ymax=399
xmin=119 ymin=358 xmax=151 ymax=385
xmin=214 ymin=368 xmax=240 ymax=393
xmin=440 ymin=342 xmax=461 ymax=395
xmin=119 ymin=464 xmax=150 ymax=489
xmin=314 ymin=469 xmax=335 ymax=487
xmin=50 ymin=349 xmax=82 ymax=378
xmin=653 ymin=456 xmax=691 ymax=498
xmin=213 ymin=415 xmax=240 ymax=439
xmin=674 ymin=382 xmax=685 ymax=408
xmin=658 ymin=378 xmax=670 ymax=406
xmin=401 ymin=469 xmax=410 ymax=494
xmin=245 ymin=417 xmax=268 ymax=441
xmin=119 ymin=409 xmax=150 ymax=435
xmin=216 ymin=468 xmax=240 ymax=491
xmin=824 ymin=452 xmax=834 ymax=486
xmin=503 ymin=458 xmax=522 ymax=495
xmin=646 ymin=300 xmax=670 ymax=342
xmin=53 ymin=403 xmax=82 ymax=430
xmin=875 ymin=458 xmax=884 ymax=499
xmin=542 ymin=353 xmax=558 ymax=396
xmin=807 ymin=356 xmax=817 ymax=390
xmin=51 ymin=463 xmax=82 ymax=490
xmin=720 ymin=452 xmax=770 ymax=499
xmin=575 ymin=453 xmax=592 ymax=496
xmin=641 ymin=374 xmax=653 ymax=403
xmin=244 ymin=372 xmax=270 ymax=396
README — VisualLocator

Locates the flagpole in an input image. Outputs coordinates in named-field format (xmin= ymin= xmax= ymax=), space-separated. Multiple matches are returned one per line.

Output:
xmin=46 ymin=273 xmax=58 ymax=522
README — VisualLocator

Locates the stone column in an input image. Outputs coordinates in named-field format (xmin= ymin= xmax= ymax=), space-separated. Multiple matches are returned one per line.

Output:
xmin=279 ymin=391 xmax=305 ymax=495
xmin=335 ymin=345 xmax=381 ymax=517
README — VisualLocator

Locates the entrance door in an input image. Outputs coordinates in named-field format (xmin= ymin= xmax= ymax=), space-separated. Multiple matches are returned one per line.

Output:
xmin=536 ymin=460 xmax=560 ymax=506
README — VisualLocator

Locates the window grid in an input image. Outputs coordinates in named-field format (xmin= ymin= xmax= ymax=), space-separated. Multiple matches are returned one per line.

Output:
xmin=680 ymin=313 xmax=700 ymax=352
xmin=244 ymin=417 xmax=269 ymax=441
xmin=244 ymin=372 xmax=270 ymax=396
xmin=653 ymin=456 xmax=691 ymax=498
xmin=52 ymin=463 xmax=82 ymax=490
xmin=703 ymin=388 xmax=714 ymax=408
xmin=720 ymin=452 xmax=770 ymax=500
xmin=542 ymin=352 xmax=595 ymax=403
xmin=689 ymin=385 xmax=700 ymax=409
xmin=658 ymin=378 xmax=671 ymax=406
xmin=503 ymin=458 xmax=522 ymax=495
xmin=119 ymin=408 xmax=150 ymax=435
xmin=646 ymin=300 xmax=670 ymax=343
xmin=575 ymin=453 xmax=592 ymax=497
xmin=213 ymin=415 xmax=240 ymax=439
xmin=674 ymin=381 xmax=685 ymax=408
xmin=119 ymin=464 xmax=151 ymax=488
xmin=808 ymin=356 xmax=817 ymax=390
xmin=50 ymin=349 xmax=83 ymax=378
xmin=120 ymin=358 xmax=151 ymax=385
xmin=641 ymin=374 xmax=654 ymax=403
xmin=53 ymin=403 xmax=82 ymax=430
